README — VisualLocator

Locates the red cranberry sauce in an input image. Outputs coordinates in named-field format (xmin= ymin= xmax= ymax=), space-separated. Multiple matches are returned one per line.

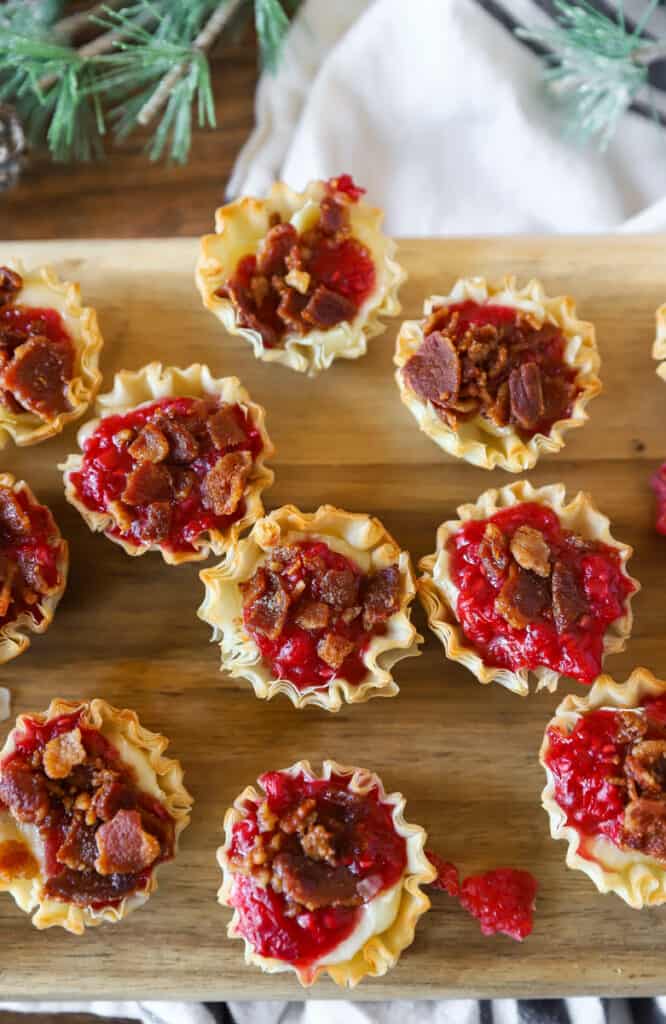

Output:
xmin=0 ymin=711 xmax=175 ymax=909
xmin=651 ymin=462 xmax=666 ymax=535
xmin=426 ymin=851 xmax=537 ymax=941
xmin=228 ymin=770 xmax=407 ymax=969
xmin=544 ymin=696 xmax=666 ymax=851
xmin=448 ymin=502 xmax=634 ymax=684
xmin=70 ymin=396 xmax=262 ymax=554
xmin=0 ymin=486 xmax=64 ymax=629
xmin=217 ymin=175 xmax=375 ymax=348
xmin=243 ymin=540 xmax=388 ymax=690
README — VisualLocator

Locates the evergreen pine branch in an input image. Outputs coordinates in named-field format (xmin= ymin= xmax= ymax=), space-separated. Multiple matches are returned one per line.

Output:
xmin=0 ymin=0 xmax=301 ymax=165
xmin=518 ymin=0 xmax=663 ymax=148
xmin=255 ymin=0 xmax=291 ymax=71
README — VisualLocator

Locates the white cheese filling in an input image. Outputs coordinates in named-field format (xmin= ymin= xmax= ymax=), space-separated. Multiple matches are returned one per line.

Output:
xmin=312 ymin=877 xmax=404 ymax=969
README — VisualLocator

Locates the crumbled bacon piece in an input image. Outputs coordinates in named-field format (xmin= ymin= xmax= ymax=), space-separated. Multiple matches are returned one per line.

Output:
xmin=242 ymin=569 xmax=290 ymax=641
xmin=171 ymin=468 xmax=196 ymax=501
xmin=271 ymin=850 xmax=361 ymax=911
xmin=122 ymin=461 xmax=172 ymax=506
xmin=495 ymin=563 xmax=550 ymax=629
xmin=300 ymin=823 xmax=336 ymax=863
xmin=94 ymin=809 xmax=160 ymax=876
xmin=256 ymin=223 xmax=298 ymax=277
xmin=625 ymin=740 xmax=666 ymax=797
xmin=319 ymin=196 xmax=346 ymax=236
xmin=294 ymin=600 xmax=330 ymax=631
xmin=142 ymin=501 xmax=172 ymax=542
xmin=317 ymin=632 xmax=355 ymax=670
xmin=274 ymin=279 xmax=309 ymax=332
xmin=0 ymin=486 xmax=30 ymax=537
xmin=403 ymin=331 xmax=461 ymax=407
xmin=317 ymin=567 xmax=359 ymax=609
xmin=301 ymin=285 xmax=357 ymax=328
xmin=42 ymin=728 xmax=87 ymax=780
xmin=159 ymin=416 xmax=199 ymax=464
xmin=127 ymin=423 xmax=169 ymax=464
xmin=0 ymin=761 xmax=50 ymax=824
xmin=279 ymin=798 xmax=316 ymax=836
xmin=0 ymin=557 xmax=16 ymax=616
xmin=107 ymin=500 xmax=134 ymax=533
xmin=0 ymin=267 xmax=22 ymax=306
xmin=56 ymin=815 xmax=98 ymax=871
xmin=1 ymin=337 xmax=73 ymax=419
xmin=202 ymin=450 xmax=251 ymax=516
xmin=551 ymin=561 xmax=587 ymax=633
xmin=362 ymin=565 xmax=400 ymax=630
xmin=90 ymin=779 xmax=136 ymax=823
xmin=510 ymin=525 xmax=551 ymax=578
xmin=207 ymin=407 xmax=247 ymax=449
xmin=622 ymin=798 xmax=666 ymax=860
xmin=478 ymin=523 xmax=509 ymax=587
xmin=508 ymin=362 xmax=545 ymax=430
xmin=616 ymin=711 xmax=648 ymax=745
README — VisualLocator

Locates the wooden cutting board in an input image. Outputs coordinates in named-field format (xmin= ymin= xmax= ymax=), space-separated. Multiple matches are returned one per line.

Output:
xmin=0 ymin=235 xmax=665 ymax=1001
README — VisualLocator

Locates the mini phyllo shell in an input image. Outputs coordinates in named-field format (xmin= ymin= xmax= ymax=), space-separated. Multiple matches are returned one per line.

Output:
xmin=394 ymin=276 xmax=601 ymax=471
xmin=218 ymin=759 xmax=434 ymax=987
xmin=0 ymin=473 xmax=68 ymax=665
xmin=198 ymin=504 xmax=421 ymax=712
xmin=61 ymin=362 xmax=274 ymax=565
xmin=196 ymin=174 xmax=405 ymax=376
xmin=0 ymin=698 xmax=191 ymax=933
xmin=418 ymin=481 xmax=637 ymax=697
xmin=652 ymin=303 xmax=666 ymax=381
xmin=0 ymin=262 xmax=103 ymax=447
xmin=541 ymin=668 xmax=666 ymax=908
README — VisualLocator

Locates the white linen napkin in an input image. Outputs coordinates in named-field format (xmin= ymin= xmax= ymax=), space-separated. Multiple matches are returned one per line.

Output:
xmin=230 ymin=0 xmax=666 ymax=235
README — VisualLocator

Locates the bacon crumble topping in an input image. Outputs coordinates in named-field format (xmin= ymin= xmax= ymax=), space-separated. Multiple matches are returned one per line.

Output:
xmin=0 ymin=482 xmax=65 ymax=634
xmin=403 ymin=302 xmax=577 ymax=436
xmin=240 ymin=541 xmax=401 ymax=687
xmin=0 ymin=713 xmax=174 ymax=908
xmin=215 ymin=181 xmax=375 ymax=348
xmin=0 ymin=267 xmax=77 ymax=422
xmin=72 ymin=395 xmax=263 ymax=553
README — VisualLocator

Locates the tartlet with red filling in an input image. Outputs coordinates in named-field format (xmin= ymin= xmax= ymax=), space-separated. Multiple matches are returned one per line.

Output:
xmin=418 ymin=481 xmax=637 ymax=696
xmin=652 ymin=302 xmax=666 ymax=381
xmin=0 ymin=263 xmax=103 ymax=447
xmin=541 ymin=668 xmax=666 ymax=907
xmin=198 ymin=504 xmax=421 ymax=711
xmin=0 ymin=473 xmax=68 ymax=665
xmin=61 ymin=362 xmax=275 ymax=565
xmin=0 ymin=698 xmax=191 ymax=933
xmin=218 ymin=760 xmax=434 ymax=987
xmin=394 ymin=276 xmax=601 ymax=471
xmin=196 ymin=175 xmax=405 ymax=376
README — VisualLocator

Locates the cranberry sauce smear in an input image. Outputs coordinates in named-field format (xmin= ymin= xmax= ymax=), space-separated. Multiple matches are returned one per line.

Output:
xmin=426 ymin=851 xmax=537 ymax=941
xmin=448 ymin=502 xmax=634 ymax=684
xmin=0 ymin=485 xmax=63 ymax=629
xmin=651 ymin=462 xmax=666 ymax=535
xmin=70 ymin=396 xmax=262 ymax=554
xmin=544 ymin=696 xmax=666 ymax=852
xmin=0 ymin=711 xmax=175 ymax=910
xmin=216 ymin=175 xmax=376 ymax=348
xmin=242 ymin=540 xmax=395 ymax=690
xmin=228 ymin=770 xmax=407 ymax=969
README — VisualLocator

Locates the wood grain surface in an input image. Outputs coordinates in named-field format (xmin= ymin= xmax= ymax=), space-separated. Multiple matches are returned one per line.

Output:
xmin=0 ymin=235 xmax=664 ymax=1001
xmin=2 ymin=41 xmax=257 ymax=241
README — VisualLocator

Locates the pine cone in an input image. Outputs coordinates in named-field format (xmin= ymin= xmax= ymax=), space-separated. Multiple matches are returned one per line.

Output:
xmin=0 ymin=104 xmax=27 ymax=192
